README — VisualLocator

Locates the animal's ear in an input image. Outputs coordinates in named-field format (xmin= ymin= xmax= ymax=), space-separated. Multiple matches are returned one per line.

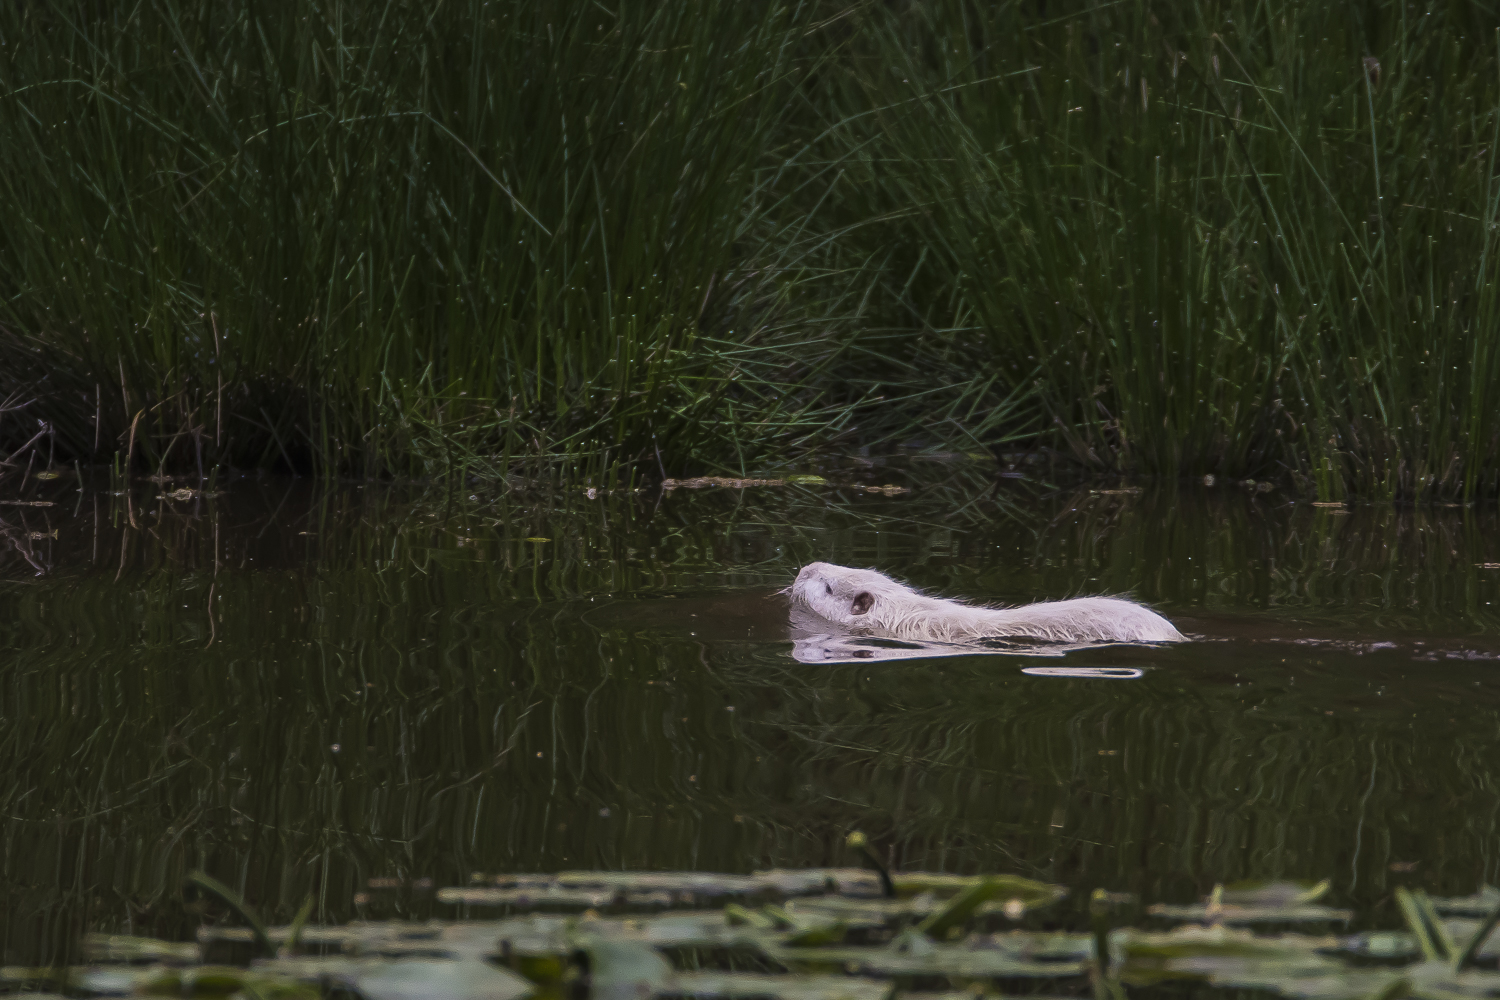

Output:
xmin=850 ymin=591 xmax=875 ymax=616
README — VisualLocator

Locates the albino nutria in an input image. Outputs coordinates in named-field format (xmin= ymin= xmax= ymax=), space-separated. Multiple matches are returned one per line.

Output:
xmin=787 ymin=562 xmax=1184 ymax=643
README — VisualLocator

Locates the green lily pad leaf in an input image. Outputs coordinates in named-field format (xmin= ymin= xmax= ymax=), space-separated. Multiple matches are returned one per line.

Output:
xmin=134 ymin=965 xmax=268 ymax=996
xmin=888 ymin=928 xmax=938 ymax=958
xmin=451 ymin=870 xmax=872 ymax=908
xmin=1444 ymin=917 xmax=1500 ymax=960
xmin=1338 ymin=930 xmax=1420 ymax=960
xmin=1150 ymin=955 xmax=1394 ymax=995
xmin=1119 ymin=924 xmax=1343 ymax=986
xmin=768 ymin=942 xmax=1085 ymax=979
xmin=487 ymin=914 xmax=576 ymax=955
xmin=228 ymin=977 xmax=321 ymax=999
xmin=895 ymin=874 xmax=1065 ymax=908
xmin=254 ymin=987 xmax=320 ymax=999
xmin=1139 ymin=953 xmax=1500 ymax=1000
xmin=581 ymin=939 xmax=672 ymax=1000
xmin=1121 ymin=926 xmax=1340 ymax=961
xmin=1219 ymin=880 xmax=1331 ymax=907
xmin=1432 ymin=885 xmax=1500 ymax=917
xmin=787 ymin=890 xmax=1062 ymax=929
xmin=555 ymin=872 xmax=777 ymax=896
xmin=83 ymin=934 xmax=201 ymax=964
xmin=979 ymin=931 xmax=1092 ymax=963
xmin=438 ymin=887 xmax=616 ymax=909
xmin=250 ymin=956 xmax=533 ymax=1000
xmin=489 ymin=912 xmax=764 ymax=955
xmin=196 ymin=924 xmax=368 ymax=948
xmin=1148 ymin=880 xmax=1348 ymax=925
xmin=750 ymin=870 xmax=875 ymax=897
xmin=48 ymin=965 xmax=141 ymax=995
xmin=1147 ymin=902 xmax=1353 ymax=925
xmin=210 ymin=920 xmax=510 ymax=961
xmin=628 ymin=913 xmax=758 ymax=946
xmin=668 ymin=972 xmax=892 ymax=1000
xmin=352 ymin=959 xmax=535 ymax=1000
xmin=778 ymin=898 xmax=919 ymax=925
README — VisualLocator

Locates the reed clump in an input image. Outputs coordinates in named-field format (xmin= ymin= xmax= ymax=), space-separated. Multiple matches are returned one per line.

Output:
xmin=0 ymin=0 xmax=894 ymax=483
xmin=809 ymin=0 xmax=1500 ymax=500
xmin=2 ymin=1 xmax=1499 ymax=498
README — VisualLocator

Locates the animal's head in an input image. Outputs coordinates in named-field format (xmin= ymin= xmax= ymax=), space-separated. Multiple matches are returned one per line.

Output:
xmin=786 ymin=562 xmax=912 ymax=628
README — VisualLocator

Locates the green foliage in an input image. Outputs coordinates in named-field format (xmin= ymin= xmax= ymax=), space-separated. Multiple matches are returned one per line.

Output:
xmin=0 ymin=0 xmax=873 ymax=479
xmin=2 ymin=0 xmax=1499 ymax=497
xmin=813 ymin=0 xmax=1500 ymax=499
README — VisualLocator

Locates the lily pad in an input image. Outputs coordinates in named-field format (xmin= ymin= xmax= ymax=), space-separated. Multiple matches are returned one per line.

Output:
xmin=439 ymin=887 xmax=620 ymax=909
xmin=767 ymin=938 xmax=1087 ymax=980
xmin=249 ymin=956 xmax=534 ymax=1000
xmin=556 ymin=873 xmax=776 ymax=894
xmin=83 ymin=934 xmax=201 ymax=965
xmin=668 ymin=972 xmax=891 ymax=1000
xmin=1338 ymin=931 xmax=1421 ymax=961
xmin=581 ymin=939 xmax=672 ymax=1000
xmin=1433 ymin=886 xmax=1500 ymax=918
xmin=1219 ymin=880 xmax=1332 ymax=907
xmin=352 ymin=958 xmax=534 ymax=1000
xmin=1146 ymin=902 xmax=1353 ymax=925
xmin=1121 ymin=925 xmax=1341 ymax=960
xmin=1147 ymin=880 xmax=1349 ymax=925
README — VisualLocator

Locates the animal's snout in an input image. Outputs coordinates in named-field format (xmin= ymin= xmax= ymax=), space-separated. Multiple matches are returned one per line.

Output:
xmin=795 ymin=563 xmax=829 ymax=586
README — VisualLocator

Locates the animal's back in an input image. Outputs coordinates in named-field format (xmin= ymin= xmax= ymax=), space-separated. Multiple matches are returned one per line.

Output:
xmin=976 ymin=596 xmax=1183 ymax=642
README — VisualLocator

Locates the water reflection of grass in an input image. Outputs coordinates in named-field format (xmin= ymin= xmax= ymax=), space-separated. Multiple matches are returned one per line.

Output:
xmin=732 ymin=656 xmax=1500 ymax=901
xmin=2 ymin=478 xmax=1500 ymax=965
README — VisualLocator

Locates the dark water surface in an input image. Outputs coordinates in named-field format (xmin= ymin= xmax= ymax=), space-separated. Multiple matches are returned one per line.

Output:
xmin=4 ymin=464 xmax=1500 ymax=962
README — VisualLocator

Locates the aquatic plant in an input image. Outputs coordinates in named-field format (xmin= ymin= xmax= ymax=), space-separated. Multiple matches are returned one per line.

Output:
xmin=13 ymin=868 xmax=1500 ymax=999
xmin=3 ymin=0 xmax=1500 ymax=491
xmin=0 ymin=0 xmax=885 ymax=482
xmin=809 ymin=0 xmax=1500 ymax=499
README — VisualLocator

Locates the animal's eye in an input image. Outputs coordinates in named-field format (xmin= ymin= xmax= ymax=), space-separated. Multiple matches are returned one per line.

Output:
xmin=824 ymin=583 xmax=832 ymax=595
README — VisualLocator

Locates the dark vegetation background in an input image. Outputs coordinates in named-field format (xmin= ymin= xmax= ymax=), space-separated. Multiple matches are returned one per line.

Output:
xmin=2 ymin=0 xmax=1498 ymax=498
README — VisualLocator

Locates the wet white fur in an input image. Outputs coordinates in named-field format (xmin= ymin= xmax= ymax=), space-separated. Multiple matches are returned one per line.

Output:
xmin=787 ymin=562 xmax=1184 ymax=643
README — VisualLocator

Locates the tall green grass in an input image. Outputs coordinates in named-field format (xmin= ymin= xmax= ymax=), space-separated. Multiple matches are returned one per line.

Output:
xmin=0 ymin=0 xmax=910 ymax=480
xmin=812 ymin=0 xmax=1500 ymax=499
xmin=3 ymin=0 xmax=1500 ymax=497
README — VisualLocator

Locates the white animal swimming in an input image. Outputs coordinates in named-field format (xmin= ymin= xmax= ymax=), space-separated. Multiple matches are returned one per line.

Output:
xmin=787 ymin=562 xmax=1184 ymax=643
